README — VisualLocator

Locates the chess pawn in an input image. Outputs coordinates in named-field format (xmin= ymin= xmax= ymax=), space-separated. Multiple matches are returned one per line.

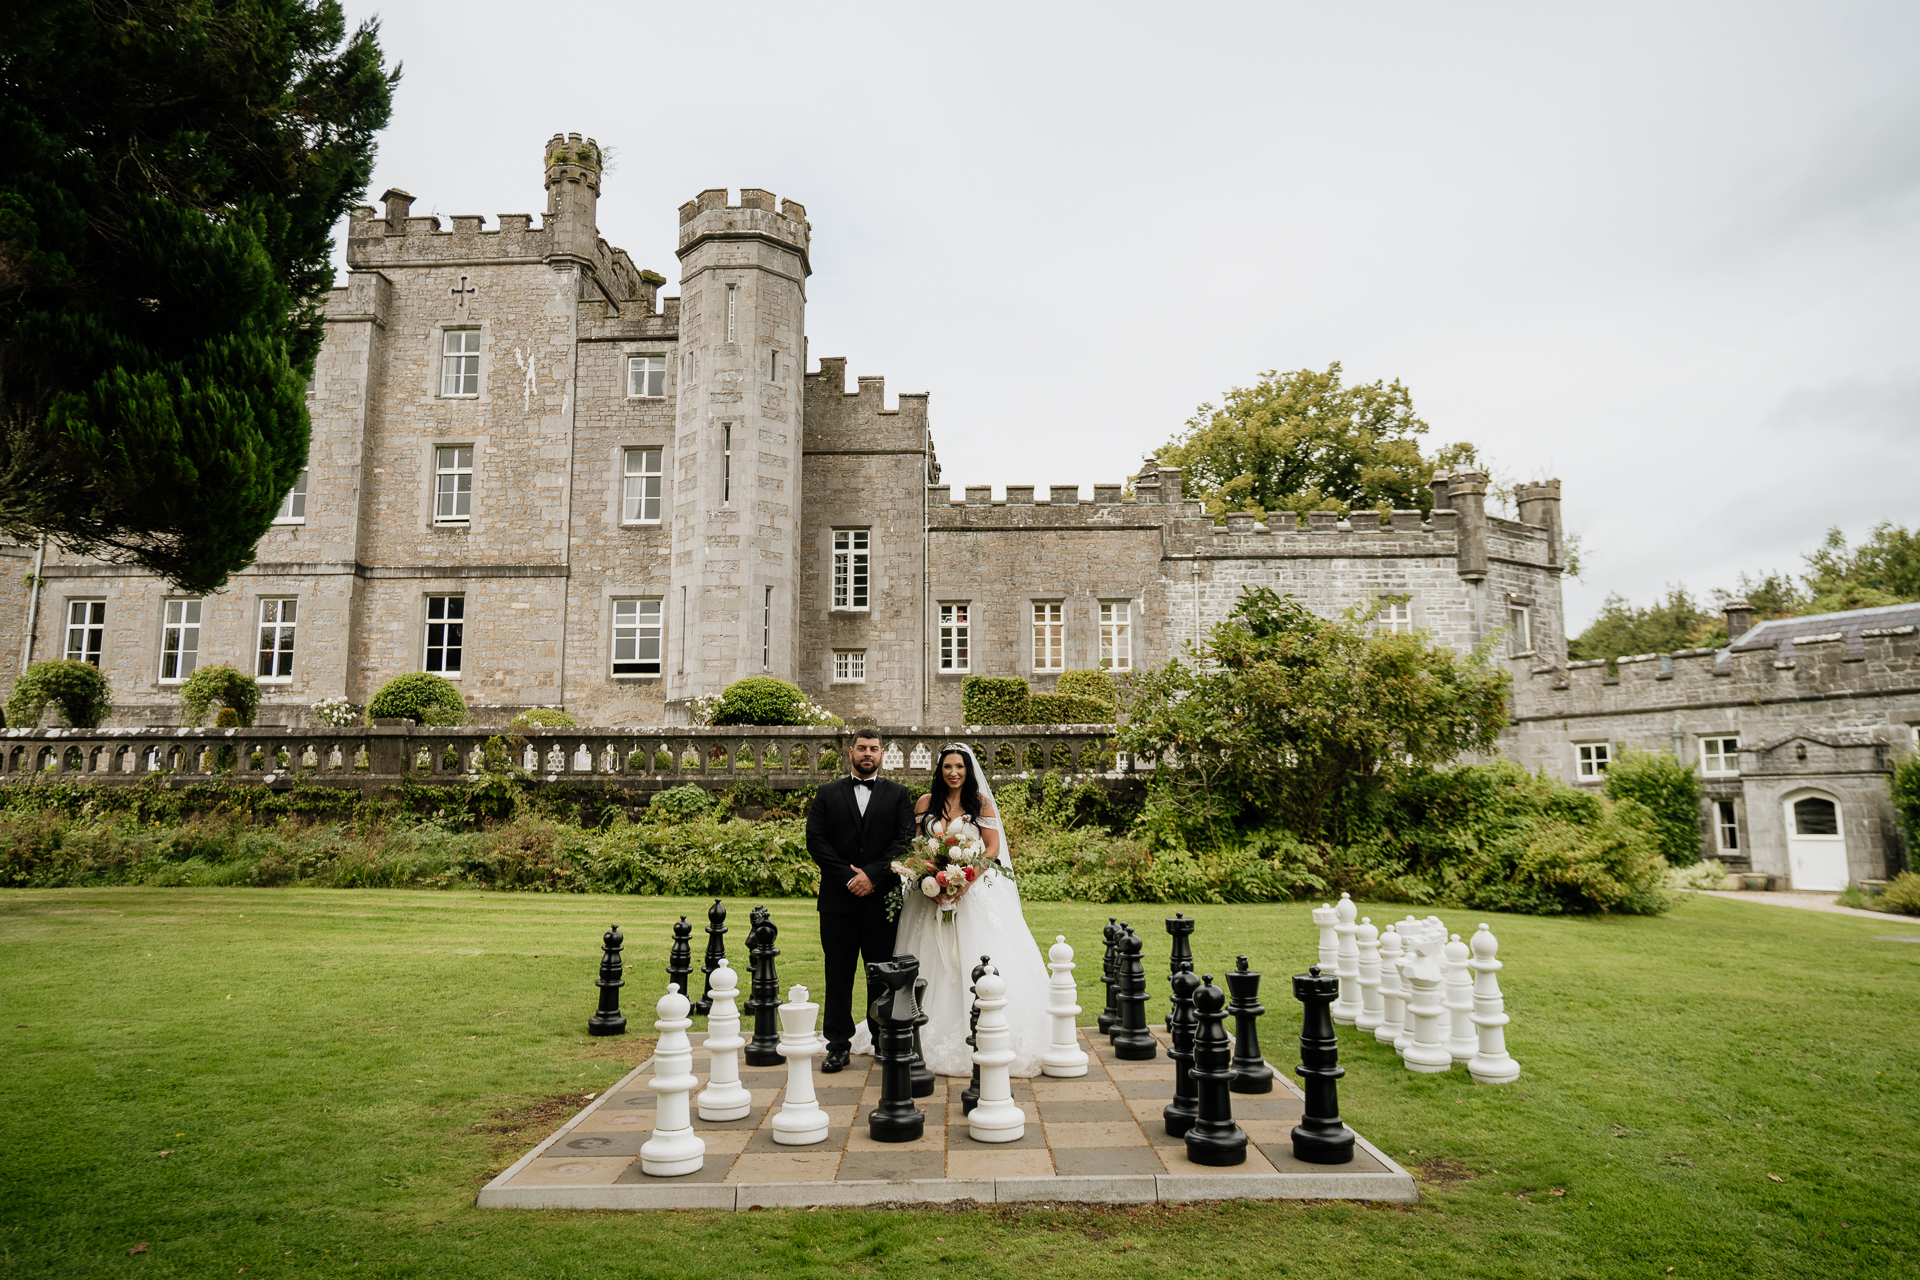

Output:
xmin=640 ymin=984 xmax=705 ymax=1176
xmin=961 ymin=955 xmax=991 ymax=1113
xmin=1106 ymin=921 xmax=1135 ymax=1043
xmin=588 ymin=923 xmax=627 ymax=1036
xmin=866 ymin=956 xmax=926 ymax=1143
xmin=1392 ymin=916 xmax=1424 ymax=1057
xmin=1225 ymin=955 xmax=1274 ymax=1094
xmin=1111 ymin=928 xmax=1158 ymax=1060
xmin=1097 ymin=918 xmax=1121 ymax=1034
xmin=1312 ymin=903 xmax=1339 ymax=986
xmin=1375 ymin=927 xmax=1406 ymax=1047
xmin=696 ymin=961 xmax=751 ymax=1121
xmin=695 ymin=899 xmax=727 ymax=1016
xmin=968 ymin=969 xmax=1027 ymax=1142
xmin=1355 ymin=918 xmax=1384 ymax=1033
xmin=1331 ymin=893 xmax=1362 ymax=1025
xmin=1163 ymin=968 xmax=1202 ymax=1136
xmin=1164 ymin=913 xmax=1196 ymax=1033
xmin=908 ymin=973 xmax=936 ymax=1097
xmin=667 ymin=916 xmax=693 ymax=1012
xmin=1467 ymin=924 xmax=1521 ymax=1084
xmin=1444 ymin=933 xmax=1478 ymax=1063
xmin=1290 ymin=965 xmax=1355 ymax=1164
xmin=1183 ymin=976 xmax=1247 ymax=1167
xmin=744 ymin=907 xmax=783 ymax=1066
xmin=1042 ymin=937 xmax=1089 ymax=1077
xmin=1401 ymin=947 xmax=1453 ymax=1073
xmin=772 ymin=984 xmax=830 ymax=1144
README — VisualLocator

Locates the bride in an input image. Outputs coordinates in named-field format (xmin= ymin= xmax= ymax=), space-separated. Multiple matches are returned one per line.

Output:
xmin=850 ymin=744 xmax=1052 ymax=1076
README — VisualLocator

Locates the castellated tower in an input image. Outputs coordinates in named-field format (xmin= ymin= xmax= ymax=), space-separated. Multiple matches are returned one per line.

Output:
xmin=668 ymin=189 xmax=810 ymax=703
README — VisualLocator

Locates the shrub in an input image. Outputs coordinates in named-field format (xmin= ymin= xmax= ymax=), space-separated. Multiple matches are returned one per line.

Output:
xmin=1880 ymin=870 xmax=1920 ymax=916
xmin=709 ymin=677 xmax=807 ymax=727
xmin=1891 ymin=752 xmax=1920 ymax=861
xmin=367 ymin=672 xmax=468 ymax=726
xmin=961 ymin=676 xmax=1030 ymax=725
xmin=1056 ymin=669 xmax=1117 ymax=703
xmin=1027 ymin=692 xmax=1118 ymax=725
xmin=1666 ymin=858 xmax=1731 ymax=892
xmin=511 ymin=708 xmax=578 ymax=729
xmin=181 ymin=664 xmax=260 ymax=726
xmin=214 ymin=708 xmax=242 ymax=728
xmin=1604 ymin=749 xmax=1703 ymax=865
xmin=7 ymin=660 xmax=113 ymax=729
xmin=309 ymin=696 xmax=358 ymax=727
xmin=648 ymin=784 xmax=715 ymax=824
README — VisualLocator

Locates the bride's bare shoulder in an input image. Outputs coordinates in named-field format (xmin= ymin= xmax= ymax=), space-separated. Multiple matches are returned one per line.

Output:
xmin=979 ymin=798 xmax=998 ymax=818
xmin=913 ymin=793 xmax=931 ymax=814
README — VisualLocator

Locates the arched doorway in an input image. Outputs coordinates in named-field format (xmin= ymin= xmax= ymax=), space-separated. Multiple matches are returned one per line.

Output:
xmin=1784 ymin=791 xmax=1848 ymax=891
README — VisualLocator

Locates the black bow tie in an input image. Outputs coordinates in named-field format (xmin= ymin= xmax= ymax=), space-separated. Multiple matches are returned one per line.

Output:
xmin=850 ymin=776 xmax=876 ymax=789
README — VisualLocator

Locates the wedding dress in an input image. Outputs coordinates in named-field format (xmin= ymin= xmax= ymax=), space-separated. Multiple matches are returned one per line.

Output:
xmin=849 ymin=746 xmax=1052 ymax=1076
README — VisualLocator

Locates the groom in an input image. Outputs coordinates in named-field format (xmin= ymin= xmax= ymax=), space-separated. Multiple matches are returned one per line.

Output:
xmin=806 ymin=727 xmax=915 ymax=1072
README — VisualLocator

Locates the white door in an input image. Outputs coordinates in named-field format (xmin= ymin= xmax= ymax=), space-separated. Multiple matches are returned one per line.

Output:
xmin=1784 ymin=794 xmax=1849 ymax=891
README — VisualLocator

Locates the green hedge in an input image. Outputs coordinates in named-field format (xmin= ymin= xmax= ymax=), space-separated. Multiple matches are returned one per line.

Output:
xmin=7 ymin=660 xmax=112 ymax=729
xmin=1603 ymin=748 xmax=1703 ymax=866
xmin=511 ymin=708 xmax=578 ymax=728
xmin=961 ymin=676 xmax=1029 ymax=725
xmin=1056 ymin=669 xmax=1117 ymax=703
xmin=367 ymin=673 xmax=468 ymax=726
xmin=181 ymin=664 xmax=260 ymax=727
xmin=1891 ymin=753 xmax=1920 ymax=864
xmin=1027 ymin=692 xmax=1117 ymax=725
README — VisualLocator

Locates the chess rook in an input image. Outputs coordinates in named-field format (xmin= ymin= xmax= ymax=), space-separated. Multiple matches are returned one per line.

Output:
xmin=1331 ymin=893 xmax=1362 ymax=1025
xmin=865 ymin=955 xmax=926 ymax=1142
xmin=1183 ymin=976 xmax=1248 ymax=1166
xmin=1355 ymin=917 xmax=1384 ymax=1033
xmin=908 ymin=972 xmax=936 ymax=1097
xmin=1226 ymin=955 xmax=1274 ymax=1094
xmin=1375 ymin=926 xmax=1406 ymax=1047
xmin=587 ymin=923 xmax=627 ymax=1037
xmin=1290 ymin=964 xmax=1356 ymax=1164
xmin=1163 ymin=967 xmax=1202 ymax=1136
xmin=1111 ymin=927 xmax=1158 ymax=1060
xmin=743 ymin=906 xmax=783 ymax=1066
xmin=772 ymin=984 xmax=830 ymax=1144
xmin=1042 ymin=937 xmax=1089 ymax=1077
xmin=639 ymin=984 xmax=705 ymax=1176
xmin=961 ymin=954 xmax=991 ymax=1113
xmin=1467 ymin=924 xmax=1521 ymax=1084
xmin=695 ymin=899 xmax=727 ymax=1016
xmin=1444 ymin=933 xmax=1479 ymax=1063
xmin=968 ymin=968 xmax=1027 ymax=1143
xmin=1097 ymin=918 xmax=1121 ymax=1035
xmin=667 ymin=916 xmax=693 ymax=1012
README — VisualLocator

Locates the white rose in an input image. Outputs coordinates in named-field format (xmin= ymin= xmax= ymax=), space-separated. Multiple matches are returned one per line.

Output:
xmin=920 ymin=876 xmax=942 ymax=898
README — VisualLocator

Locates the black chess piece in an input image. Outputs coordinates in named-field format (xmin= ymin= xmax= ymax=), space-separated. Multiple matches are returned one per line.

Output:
xmin=1097 ymin=918 xmax=1120 ymax=1035
xmin=960 ymin=955 xmax=991 ymax=1114
xmin=1163 ymin=967 xmax=1202 ymax=1136
xmin=667 ymin=916 xmax=693 ymax=1009
xmin=1184 ymin=975 xmax=1248 ymax=1166
xmin=1111 ymin=927 xmax=1158 ymax=1060
xmin=587 ymin=924 xmax=627 ymax=1036
xmin=908 ymin=971 xmax=936 ymax=1097
xmin=743 ymin=906 xmax=783 ymax=1066
xmin=1164 ymin=912 xmax=1196 ymax=1033
xmin=1291 ymin=964 xmax=1355 ymax=1164
xmin=1227 ymin=954 xmax=1276 ymax=1094
xmin=694 ymin=899 xmax=727 ymax=1016
xmin=1106 ymin=921 xmax=1136 ymax=1044
xmin=866 ymin=955 xmax=927 ymax=1143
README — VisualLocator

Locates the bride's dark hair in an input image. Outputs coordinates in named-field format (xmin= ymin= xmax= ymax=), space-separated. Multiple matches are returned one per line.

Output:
xmin=930 ymin=748 xmax=983 ymax=824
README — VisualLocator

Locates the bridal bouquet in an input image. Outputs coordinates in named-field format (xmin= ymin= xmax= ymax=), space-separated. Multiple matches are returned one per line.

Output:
xmin=890 ymin=818 xmax=1007 ymax=921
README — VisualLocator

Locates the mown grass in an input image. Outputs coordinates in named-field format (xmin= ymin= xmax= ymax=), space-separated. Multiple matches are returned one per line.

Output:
xmin=0 ymin=889 xmax=1914 ymax=1279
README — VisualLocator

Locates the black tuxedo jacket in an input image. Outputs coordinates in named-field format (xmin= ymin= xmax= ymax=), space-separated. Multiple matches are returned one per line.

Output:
xmin=806 ymin=775 xmax=915 ymax=916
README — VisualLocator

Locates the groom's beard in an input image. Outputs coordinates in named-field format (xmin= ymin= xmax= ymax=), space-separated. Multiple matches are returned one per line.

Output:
xmin=852 ymin=765 xmax=879 ymax=779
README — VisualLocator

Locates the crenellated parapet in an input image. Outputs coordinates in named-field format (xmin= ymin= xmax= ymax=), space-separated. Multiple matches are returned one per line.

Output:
xmin=677 ymin=187 xmax=811 ymax=278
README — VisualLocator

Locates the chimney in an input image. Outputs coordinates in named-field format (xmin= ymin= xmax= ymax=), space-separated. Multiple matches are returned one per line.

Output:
xmin=1724 ymin=598 xmax=1754 ymax=642
xmin=380 ymin=188 xmax=415 ymax=229
xmin=1429 ymin=473 xmax=1451 ymax=513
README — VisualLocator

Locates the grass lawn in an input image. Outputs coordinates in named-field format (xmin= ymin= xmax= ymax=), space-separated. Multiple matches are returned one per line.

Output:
xmin=1 ymin=889 xmax=1915 ymax=1279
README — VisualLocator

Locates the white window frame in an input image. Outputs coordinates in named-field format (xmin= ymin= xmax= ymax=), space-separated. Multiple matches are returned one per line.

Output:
xmin=434 ymin=446 xmax=473 ymax=524
xmin=626 ymin=354 xmax=665 ymax=399
xmin=274 ymin=470 xmax=308 ymax=524
xmin=1508 ymin=604 xmax=1533 ymax=652
xmin=622 ymin=448 xmax=662 ymax=524
xmin=1100 ymin=600 xmax=1132 ymax=671
xmin=722 ymin=423 xmax=732 ymax=504
xmin=939 ymin=603 xmax=971 ymax=673
xmin=440 ymin=329 xmax=480 ymax=397
xmin=424 ymin=595 xmax=465 ymax=676
xmin=1700 ymin=736 xmax=1740 ymax=777
xmin=256 ymin=598 xmax=297 ymax=682
xmin=833 ymin=649 xmax=866 ymax=683
xmin=725 ymin=284 xmax=738 ymax=344
xmin=159 ymin=599 xmax=201 ymax=683
xmin=1033 ymin=601 xmax=1065 ymax=672
xmin=1714 ymin=800 xmax=1739 ymax=854
xmin=1576 ymin=742 xmax=1611 ymax=781
xmin=1378 ymin=600 xmax=1413 ymax=635
xmin=832 ymin=529 xmax=870 ymax=610
xmin=64 ymin=600 xmax=105 ymax=666
xmin=611 ymin=598 xmax=662 ymax=678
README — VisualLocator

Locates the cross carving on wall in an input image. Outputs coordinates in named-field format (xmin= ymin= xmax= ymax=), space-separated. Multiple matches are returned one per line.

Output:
xmin=450 ymin=273 xmax=476 ymax=313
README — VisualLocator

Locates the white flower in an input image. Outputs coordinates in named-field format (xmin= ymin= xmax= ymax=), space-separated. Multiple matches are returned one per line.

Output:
xmin=920 ymin=876 xmax=942 ymax=898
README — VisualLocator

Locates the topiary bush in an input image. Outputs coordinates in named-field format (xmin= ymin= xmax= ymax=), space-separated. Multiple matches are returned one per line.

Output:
xmin=367 ymin=672 xmax=468 ymax=726
xmin=511 ymin=708 xmax=578 ymax=729
xmin=1027 ymin=692 xmax=1118 ymax=725
xmin=1056 ymin=669 xmax=1118 ymax=704
xmin=180 ymin=664 xmax=260 ymax=726
xmin=7 ymin=660 xmax=112 ymax=729
xmin=1603 ymin=748 xmax=1703 ymax=866
xmin=961 ymin=676 xmax=1030 ymax=725
xmin=214 ymin=708 xmax=242 ymax=729
xmin=709 ymin=676 xmax=807 ymax=727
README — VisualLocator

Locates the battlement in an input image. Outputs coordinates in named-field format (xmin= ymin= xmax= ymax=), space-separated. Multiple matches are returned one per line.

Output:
xmin=676 ymin=188 xmax=811 ymax=274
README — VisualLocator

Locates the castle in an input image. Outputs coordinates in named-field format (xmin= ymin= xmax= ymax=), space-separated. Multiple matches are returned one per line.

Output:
xmin=4 ymin=135 xmax=1912 ymax=890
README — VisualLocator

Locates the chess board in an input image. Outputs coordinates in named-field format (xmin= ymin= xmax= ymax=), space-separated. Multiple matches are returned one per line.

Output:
xmin=478 ymin=1028 xmax=1416 ymax=1209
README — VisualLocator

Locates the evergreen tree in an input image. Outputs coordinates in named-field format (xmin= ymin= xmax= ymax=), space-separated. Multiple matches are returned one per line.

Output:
xmin=0 ymin=0 xmax=396 ymax=593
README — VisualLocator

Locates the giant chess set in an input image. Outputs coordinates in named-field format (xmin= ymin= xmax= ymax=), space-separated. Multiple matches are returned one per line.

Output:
xmin=478 ymin=896 xmax=1520 ymax=1210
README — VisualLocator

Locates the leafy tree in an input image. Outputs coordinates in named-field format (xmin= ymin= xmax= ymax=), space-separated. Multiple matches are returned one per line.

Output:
xmin=1803 ymin=522 xmax=1920 ymax=602
xmin=1603 ymin=749 xmax=1703 ymax=866
xmin=0 ymin=0 xmax=396 ymax=593
xmin=1567 ymin=587 xmax=1718 ymax=662
xmin=1154 ymin=363 xmax=1477 ymax=519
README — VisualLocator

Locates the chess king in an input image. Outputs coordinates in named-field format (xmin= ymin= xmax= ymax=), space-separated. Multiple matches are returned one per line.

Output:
xmin=804 ymin=728 xmax=916 ymax=1072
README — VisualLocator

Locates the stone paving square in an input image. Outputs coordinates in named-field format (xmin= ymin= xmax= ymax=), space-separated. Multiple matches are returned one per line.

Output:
xmin=478 ymin=1028 xmax=1417 ymax=1210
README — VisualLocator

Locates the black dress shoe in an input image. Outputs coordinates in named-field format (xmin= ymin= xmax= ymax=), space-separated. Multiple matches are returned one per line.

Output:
xmin=822 ymin=1049 xmax=850 ymax=1074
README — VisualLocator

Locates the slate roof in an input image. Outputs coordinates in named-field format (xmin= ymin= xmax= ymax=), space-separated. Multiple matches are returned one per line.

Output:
xmin=1728 ymin=601 xmax=1920 ymax=657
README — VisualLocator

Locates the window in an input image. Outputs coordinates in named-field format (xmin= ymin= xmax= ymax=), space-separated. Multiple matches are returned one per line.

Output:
xmin=1576 ymin=742 xmax=1611 ymax=780
xmin=64 ymin=600 xmax=105 ymax=666
xmin=1714 ymin=800 xmax=1739 ymax=853
xmin=622 ymin=448 xmax=662 ymax=523
xmin=1792 ymin=796 xmax=1839 ymax=836
xmin=722 ymin=424 xmax=732 ymax=503
xmin=762 ymin=587 xmax=772 ymax=669
xmin=1508 ymin=605 xmax=1533 ymax=652
xmin=832 ymin=529 xmax=870 ymax=609
xmin=833 ymin=650 xmax=866 ymax=683
xmin=1378 ymin=600 xmax=1412 ymax=634
xmin=939 ymin=604 xmax=971 ymax=672
xmin=725 ymin=285 xmax=737 ymax=343
xmin=434 ymin=447 xmax=472 ymax=523
xmin=611 ymin=599 xmax=662 ymax=676
xmin=1100 ymin=601 xmax=1132 ymax=671
xmin=159 ymin=600 xmax=201 ymax=682
xmin=275 ymin=470 xmax=308 ymax=523
xmin=256 ymin=599 xmax=297 ymax=681
xmin=769 ymin=349 xmax=780 ymax=381
xmin=424 ymin=595 xmax=464 ymax=675
xmin=440 ymin=329 xmax=480 ymax=396
xmin=1700 ymin=736 xmax=1740 ymax=776
xmin=1033 ymin=601 xmax=1064 ymax=671
xmin=626 ymin=354 xmax=665 ymax=398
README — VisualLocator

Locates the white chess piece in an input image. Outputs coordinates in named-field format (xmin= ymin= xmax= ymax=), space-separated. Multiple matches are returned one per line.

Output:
xmin=697 ymin=960 xmax=751 ymax=1121
xmin=968 ymin=970 xmax=1027 ymax=1142
xmin=1443 ymin=933 xmax=1478 ymax=1063
xmin=1312 ymin=903 xmax=1339 ymax=990
xmin=640 ymin=984 xmax=706 ymax=1175
xmin=1375 ymin=927 xmax=1405 ymax=1046
xmin=1391 ymin=916 xmax=1424 ymax=1057
xmin=1355 ymin=917 xmax=1383 ymax=1033
xmin=1331 ymin=894 xmax=1362 ymax=1025
xmin=1401 ymin=950 xmax=1453 ymax=1074
xmin=1041 ymin=936 xmax=1089 ymax=1077
xmin=772 ymin=984 xmax=830 ymax=1144
xmin=1467 ymin=924 xmax=1521 ymax=1084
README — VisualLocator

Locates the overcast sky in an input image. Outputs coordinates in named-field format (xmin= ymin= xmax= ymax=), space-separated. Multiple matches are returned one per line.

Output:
xmin=332 ymin=1 xmax=1920 ymax=631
